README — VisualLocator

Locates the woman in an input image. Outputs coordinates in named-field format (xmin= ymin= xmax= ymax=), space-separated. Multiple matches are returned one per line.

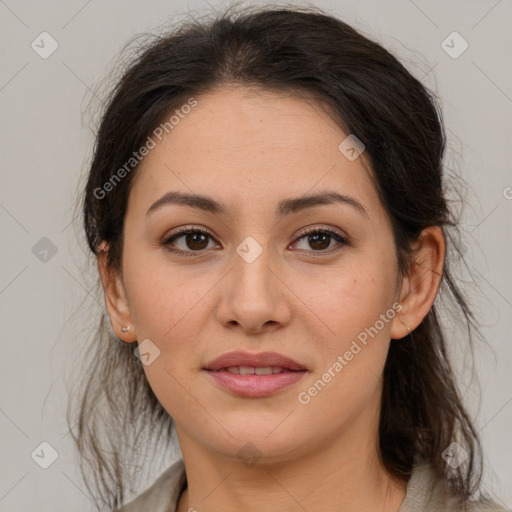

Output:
xmin=69 ymin=4 xmax=507 ymax=511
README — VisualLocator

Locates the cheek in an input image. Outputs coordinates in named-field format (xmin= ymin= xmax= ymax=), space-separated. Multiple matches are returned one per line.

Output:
xmin=120 ymin=249 xmax=223 ymax=416
xmin=296 ymin=249 xmax=397 ymax=344
xmin=123 ymin=246 xmax=215 ymax=342
xmin=121 ymin=252 xmax=216 ymax=420
xmin=293 ymin=247 xmax=397 ymax=403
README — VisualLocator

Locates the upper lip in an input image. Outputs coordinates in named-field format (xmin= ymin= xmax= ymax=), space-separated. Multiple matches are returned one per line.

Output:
xmin=204 ymin=351 xmax=307 ymax=371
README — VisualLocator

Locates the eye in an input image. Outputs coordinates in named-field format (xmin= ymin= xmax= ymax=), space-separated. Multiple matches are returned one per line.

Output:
xmin=162 ymin=227 xmax=219 ymax=256
xmin=161 ymin=225 xmax=349 ymax=257
xmin=291 ymin=227 xmax=348 ymax=254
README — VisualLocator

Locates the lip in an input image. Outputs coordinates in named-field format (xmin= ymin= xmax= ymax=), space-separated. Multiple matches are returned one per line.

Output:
xmin=204 ymin=351 xmax=307 ymax=371
xmin=203 ymin=351 xmax=308 ymax=398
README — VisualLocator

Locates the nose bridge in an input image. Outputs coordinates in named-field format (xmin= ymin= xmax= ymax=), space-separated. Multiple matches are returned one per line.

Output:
xmin=218 ymin=234 xmax=289 ymax=331
xmin=233 ymin=234 xmax=274 ymax=300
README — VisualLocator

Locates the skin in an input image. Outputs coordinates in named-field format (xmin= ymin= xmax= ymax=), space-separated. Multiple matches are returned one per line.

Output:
xmin=99 ymin=85 xmax=445 ymax=512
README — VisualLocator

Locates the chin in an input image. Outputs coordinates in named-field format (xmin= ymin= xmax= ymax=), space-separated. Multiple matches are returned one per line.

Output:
xmin=208 ymin=420 xmax=305 ymax=463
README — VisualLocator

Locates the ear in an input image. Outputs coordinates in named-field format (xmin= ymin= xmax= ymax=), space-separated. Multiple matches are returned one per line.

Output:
xmin=390 ymin=226 xmax=446 ymax=340
xmin=97 ymin=242 xmax=136 ymax=343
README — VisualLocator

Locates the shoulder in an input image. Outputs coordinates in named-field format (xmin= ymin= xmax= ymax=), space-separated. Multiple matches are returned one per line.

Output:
xmin=399 ymin=461 xmax=508 ymax=512
xmin=116 ymin=459 xmax=187 ymax=512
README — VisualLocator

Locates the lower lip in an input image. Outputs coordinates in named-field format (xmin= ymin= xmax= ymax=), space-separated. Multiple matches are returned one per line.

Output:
xmin=204 ymin=369 xmax=307 ymax=398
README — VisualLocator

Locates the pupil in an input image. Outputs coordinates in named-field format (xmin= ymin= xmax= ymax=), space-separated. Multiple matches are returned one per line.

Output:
xmin=187 ymin=233 xmax=208 ymax=250
xmin=310 ymin=233 xmax=330 ymax=250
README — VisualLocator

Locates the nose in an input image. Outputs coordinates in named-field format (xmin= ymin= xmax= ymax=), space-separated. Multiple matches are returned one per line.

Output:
xmin=216 ymin=240 xmax=292 ymax=335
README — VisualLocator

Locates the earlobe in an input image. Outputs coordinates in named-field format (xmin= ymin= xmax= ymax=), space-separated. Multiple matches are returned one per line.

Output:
xmin=390 ymin=226 xmax=446 ymax=340
xmin=97 ymin=242 xmax=136 ymax=343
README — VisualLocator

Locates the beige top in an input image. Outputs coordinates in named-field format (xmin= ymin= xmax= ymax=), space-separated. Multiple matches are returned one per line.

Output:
xmin=117 ymin=458 xmax=508 ymax=511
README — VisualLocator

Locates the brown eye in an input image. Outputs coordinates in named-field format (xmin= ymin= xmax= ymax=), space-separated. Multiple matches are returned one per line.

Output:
xmin=307 ymin=232 xmax=332 ymax=250
xmin=183 ymin=232 xmax=209 ymax=250
xmin=163 ymin=229 xmax=218 ymax=256
xmin=293 ymin=229 xmax=348 ymax=253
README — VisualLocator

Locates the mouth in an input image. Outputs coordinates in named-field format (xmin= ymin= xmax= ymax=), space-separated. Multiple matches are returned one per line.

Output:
xmin=210 ymin=366 xmax=296 ymax=375
xmin=204 ymin=350 xmax=307 ymax=371
xmin=203 ymin=351 xmax=308 ymax=398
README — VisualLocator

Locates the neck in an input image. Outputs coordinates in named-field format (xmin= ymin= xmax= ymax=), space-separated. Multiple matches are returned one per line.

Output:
xmin=175 ymin=412 xmax=407 ymax=512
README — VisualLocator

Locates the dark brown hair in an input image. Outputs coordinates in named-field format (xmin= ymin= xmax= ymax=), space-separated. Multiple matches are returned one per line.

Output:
xmin=69 ymin=4 xmax=487 ymax=510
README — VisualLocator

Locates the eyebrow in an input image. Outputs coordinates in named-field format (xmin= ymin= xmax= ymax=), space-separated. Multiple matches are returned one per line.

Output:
xmin=146 ymin=190 xmax=368 ymax=218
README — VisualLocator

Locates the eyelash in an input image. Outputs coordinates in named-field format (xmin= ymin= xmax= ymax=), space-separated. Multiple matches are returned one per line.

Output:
xmin=161 ymin=225 xmax=349 ymax=258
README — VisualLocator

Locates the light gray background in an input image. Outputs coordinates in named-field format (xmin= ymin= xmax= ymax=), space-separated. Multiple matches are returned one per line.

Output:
xmin=1 ymin=0 xmax=511 ymax=510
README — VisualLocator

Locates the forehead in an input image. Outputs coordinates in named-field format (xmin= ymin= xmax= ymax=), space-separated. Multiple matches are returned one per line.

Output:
xmin=129 ymin=85 xmax=380 ymax=218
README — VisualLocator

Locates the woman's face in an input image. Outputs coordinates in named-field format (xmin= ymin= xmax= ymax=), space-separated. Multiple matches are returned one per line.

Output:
xmin=114 ymin=85 xmax=405 ymax=463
